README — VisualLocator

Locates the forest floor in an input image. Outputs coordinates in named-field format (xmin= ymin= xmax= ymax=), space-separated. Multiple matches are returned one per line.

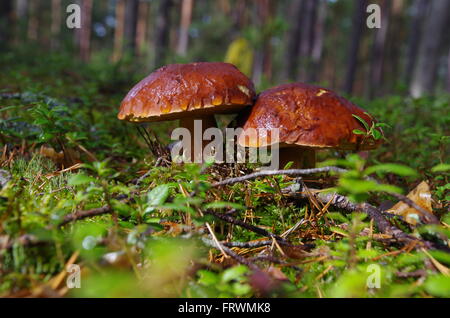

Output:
xmin=0 ymin=49 xmax=449 ymax=298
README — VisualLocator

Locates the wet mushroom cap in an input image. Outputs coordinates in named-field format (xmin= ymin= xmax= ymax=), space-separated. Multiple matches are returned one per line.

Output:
xmin=117 ymin=62 xmax=256 ymax=122
xmin=237 ymin=83 xmax=383 ymax=150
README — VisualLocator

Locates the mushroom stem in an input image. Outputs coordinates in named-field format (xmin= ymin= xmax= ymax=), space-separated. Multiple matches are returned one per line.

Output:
xmin=278 ymin=147 xmax=316 ymax=169
xmin=180 ymin=115 xmax=217 ymax=163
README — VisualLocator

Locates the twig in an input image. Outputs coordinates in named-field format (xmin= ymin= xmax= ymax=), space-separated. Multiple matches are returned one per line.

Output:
xmin=213 ymin=167 xmax=437 ymax=225
xmin=134 ymin=169 xmax=153 ymax=186
xmin=58 ymin=194 xmax=130 ymax=227
xmin=222 ymin=239 xmax=314 ymax=249
xmin=248 ymin=255 xmax=292 ymax=265
xmin=283 ymin=184 xmax=431 ymax=248
xmin=0 ymin=234 xmax=46 ymax=250
xmin=201 ymin=237 xmax=259 ymax=271
xmin=395 ymin=269 xmax=427 ymax=278
xmin=205 ymin=222 xmax=229 ymax=258
xmin=212 ymin=166 xmax=347 ymax=187
xmin=58 ymin=205 xmax=112 ymax=227
xmin=222 ymin=240 xmax=276 ymax=248
xmin=281 ymin=219 xmax=306 ymax=238
xmin=204 ymin=210 xmax=287 ymax=243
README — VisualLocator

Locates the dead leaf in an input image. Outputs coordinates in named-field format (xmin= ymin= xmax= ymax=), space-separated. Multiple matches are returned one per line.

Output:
xmin=387 ymin=181 xmax=433 ymax=225
xmin=265 ymin=265 xmax=289 ymax=281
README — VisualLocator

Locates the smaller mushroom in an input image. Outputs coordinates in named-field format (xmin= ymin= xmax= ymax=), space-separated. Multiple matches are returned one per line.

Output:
xmin=118 ymin=62 xmax=255 ymax=163
xmin=236 ymin=83 xmax=383 ymax=169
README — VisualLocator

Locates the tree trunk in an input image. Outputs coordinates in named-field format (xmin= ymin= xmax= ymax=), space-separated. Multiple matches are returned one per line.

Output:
xmin=282 ymin=0 xmax=305 ymax=81
xmin=12 ymin=0 xmax=28 ymax=45
xmin=79 ymin=0 xmax=93 ymax=61
xmin=176 ymin=0 xmax=194 ymax=56
xmin=112 ymin=0 xmax=126 ymax=62
xmin=51 ymin=0 xmax=62 ymax=50
xmin=136 ymin=0 xmax=150 ymax=56
xmin=154 ymin=0 xmax=173 ymax=68
xmin=404 ymin=0 xmax=428 ymax=84
xmin=16 ymin=0 xmax=27 ymax=18
xmin=252 ymin=0 xmax=272 ymax=85
xmin=0 ymin=0 xmax=13 ymax=46
xmin=447 ymin=48 xmax=450 ymax=93
xmin=410 ymin=0 xmax=450 ymax=97
xmin=367 ymin=0 xmax=390 ymax=98
xmin=343 ymin=0 xmax=367 ymax=95
xmin=124 ymin=0 xmax=139 ymax=54
xmin=27 ymin=0 xmax=39 ymax=42
xmin=218 ymin=0 xmax=230 ymax=15
xmin=383 ymin=0 xmax=405 ymax=95
xmin=297 ymin=0 xmax=317 ymax=81
xmin=307 ymin=0 xmax=327 ymax=83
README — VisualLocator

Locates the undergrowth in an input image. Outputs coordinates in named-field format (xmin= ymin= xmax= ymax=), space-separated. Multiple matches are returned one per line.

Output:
xmin=0 ymin=50 xmax=449 ymax=298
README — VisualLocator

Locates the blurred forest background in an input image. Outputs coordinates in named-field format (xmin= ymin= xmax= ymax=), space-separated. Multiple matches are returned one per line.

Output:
xmin=1 ymin=0 xmax=449 ymax=98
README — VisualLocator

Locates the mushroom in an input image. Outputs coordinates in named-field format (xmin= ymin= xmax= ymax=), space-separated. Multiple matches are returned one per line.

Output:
xmin=236 ymin=83 xmax=383 ymax=169
xmin=118 ymin=62 xmax=255 ymax=163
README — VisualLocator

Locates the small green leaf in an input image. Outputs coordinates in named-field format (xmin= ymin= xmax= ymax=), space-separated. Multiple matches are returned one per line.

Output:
xmin=203 ymin=201 xmax=246 ymax=210
xmin=428 ymin=250 xmax=450 ymax=266
xmin=221 ymin=265 xmax=248 ymax=283
xmin=352 ymin=129 xmax=366 ymax=135
xmin=68 ymin=174 xmax=96 ymax=186
xmin=424 ymin=275 xmax=450 ymax=297
xmin=371 ymin=129 xmax=382 ymax=140
xmin=198 ymin=270 xmax=220 ymax=286
xmin=339 ymin=178 xmax=402 ymax=194
xmin=375 ymin=122 xmax=390 ymax=129
xmin=0 ymin=105 xmax=19 ymax=112
xmin=144 ymin=184 xmax=170 ymax=215
xmin=364 ymin=164 xmax=418 ymax=177
xmin=352 ymin=114 xmax=369 ymax=131
xmin=431 ymin=163 xmax=450 ymax=173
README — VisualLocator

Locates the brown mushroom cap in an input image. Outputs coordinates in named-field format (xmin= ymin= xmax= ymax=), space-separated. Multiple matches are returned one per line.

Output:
xmin=237 ymin=83 xmax=383 ymax=150
xmin=118 ymin=62 xmax=256 ymax=122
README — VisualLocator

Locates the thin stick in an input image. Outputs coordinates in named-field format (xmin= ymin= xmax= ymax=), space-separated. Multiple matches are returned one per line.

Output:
xmin=222 ymin=240 xmax=275 ymax=248
xmin=205 ymin=222 xmax=229 ymax=258
xmin=283 ymin=185 xmax=430 ymax=247
xmin=204 ymin=210 xmax=287 ymax=243
xmin=213 ymin=167 xmax=436 ymax=225
xmin=201 ymin=237 xmax=259 ymax=270
xmin=212 ymin=166 xmax=347 ymax=187
xmin=58 ymin=205 xmax=112 ymax=227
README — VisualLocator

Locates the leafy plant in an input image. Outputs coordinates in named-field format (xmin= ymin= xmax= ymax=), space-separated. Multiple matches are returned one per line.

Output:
xmin=352 ymin=112 xmax=389 ymax=141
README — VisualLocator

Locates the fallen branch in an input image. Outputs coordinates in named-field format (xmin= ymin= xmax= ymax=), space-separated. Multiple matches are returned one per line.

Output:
xmin=0 ymin=234 xmax=46 ymax=250
xmin=222 ymin=240 xmax=314 ymax=250
xmin=59 ymin=205 xmax=112 ymax=227
xmin=222 ymin=240 xmax=276 ymax=248
xmin=283 ymin=183 xmax=431 ymax=248
xmin=213 ymin=167 xmax=437 ymax=225
xmin=204 ymin=210 xmax=287 ymax=243
xmin=212 ymin=166 xmax=347 ymax=187
xmin=201 ymin=237 xmax=259 ymax=271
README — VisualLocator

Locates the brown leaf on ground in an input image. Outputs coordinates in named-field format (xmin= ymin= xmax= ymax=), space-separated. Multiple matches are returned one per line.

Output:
xmin=387 ymin=181 xmax=433 ymax=225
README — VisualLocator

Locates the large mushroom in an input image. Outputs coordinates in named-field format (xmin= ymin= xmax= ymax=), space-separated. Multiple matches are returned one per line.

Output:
xmin=237 ymin=83 xmax=383 ymax=169
xmin=118 ymin=62 xmax=255 ymax=163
